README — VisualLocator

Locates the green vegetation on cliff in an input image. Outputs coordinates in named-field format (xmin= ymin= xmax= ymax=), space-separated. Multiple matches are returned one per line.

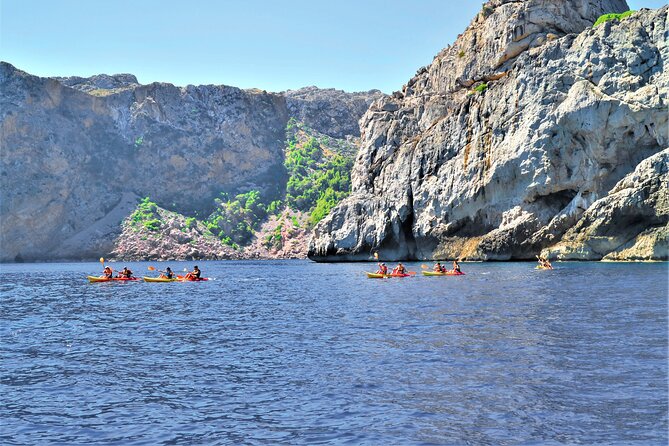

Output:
xmin=593 ymin=10 xmax=634 ymax=27
xmin=284 ymin=120 xmax=354 ymax=225
xmin=205 ymin=190 xmax=272 ymax=248
xmin=129 ymin=197 xmax=162 ymax=232
xmin=124 ymin=120 xmax=356 ymax=250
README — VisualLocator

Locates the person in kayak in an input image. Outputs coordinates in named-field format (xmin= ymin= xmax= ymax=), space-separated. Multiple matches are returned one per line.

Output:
xmin=117 ymin=267 xmax=133 ymax=278
xmin=185 ymin=265 xmax=201 ymax=280
xmin=452 ymin=260 xmax=461 ymax=273
xmin=159 ymin=267 xmax=174 ymax=279
xmin=102 ymin=266 xmax=113 ymax=279
xmin=434 ymin=262 xmax=446 ymax=273
xmin=393 ymin=263 xmax=407 ymax=275
xmin=538 ymin=256 xmax=552 ymax=269
xmin=376 ymin=263 xmax=388 ymax=275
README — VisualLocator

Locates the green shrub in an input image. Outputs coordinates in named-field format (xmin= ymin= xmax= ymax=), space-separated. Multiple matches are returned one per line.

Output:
xmin=264 ymin=223 xmax=283 ymax=250
xmin=185 ymin=217 xmax=196 ymax=229
xmin=458 ymin=50 xmax=465 ymax=58
xmin=473 ymin=83 xmax=488 ymax=94
xmin=205 ymin=190 xmax=270 ymax=246
xmin=143 ymin=218 xmax=161 ymax=232
xmin=129 ymin=197 xmax=161 ymax=231
xmin=267 ymin=200 xmax=283 ymax=215
xmin=593 ymin=10 xmax=634 ymax=27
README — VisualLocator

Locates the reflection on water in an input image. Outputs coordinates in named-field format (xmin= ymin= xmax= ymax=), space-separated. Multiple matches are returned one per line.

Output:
xmin=0 ymin=260 xmax=667 ymax=445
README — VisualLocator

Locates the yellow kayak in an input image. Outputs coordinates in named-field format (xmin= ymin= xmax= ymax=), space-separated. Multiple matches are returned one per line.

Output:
xmin=87 ymin=276 xmax=139 ymax=283
xmin=535 ymin=265 xmax=553 ymax=270
xmin=366 ymin=272 xmax=413 ymax=278
xmin=143 ymin=276 xmax=178 ymax=282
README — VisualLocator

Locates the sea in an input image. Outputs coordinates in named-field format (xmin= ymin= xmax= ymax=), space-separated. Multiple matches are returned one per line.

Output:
xmin=1 ymin=260 xmax=667 ymax=445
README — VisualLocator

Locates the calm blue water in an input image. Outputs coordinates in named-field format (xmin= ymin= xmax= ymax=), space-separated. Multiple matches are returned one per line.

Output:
xmin=1 ymin=260 xmax=667 ymax=445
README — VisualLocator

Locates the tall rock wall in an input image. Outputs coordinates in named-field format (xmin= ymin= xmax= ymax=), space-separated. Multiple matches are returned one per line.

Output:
xmin=284 ymin=86 xmax=384 ymax=138
xmin=309 ymin=1 xmax=668 ymax=261
xmin=0 ymin=63 xmax=380 ymax=261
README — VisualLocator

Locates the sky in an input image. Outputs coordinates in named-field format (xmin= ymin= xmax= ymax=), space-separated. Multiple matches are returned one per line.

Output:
xmin=1 ymin=0 xmax=665 ymax=93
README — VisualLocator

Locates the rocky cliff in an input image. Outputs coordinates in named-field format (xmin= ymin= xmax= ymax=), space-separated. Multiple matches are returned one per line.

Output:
xmin=284 ymin=86 xmax=383 ymax=138
xmin=0 ymin=63 xmax=379 ymax=261
xmin=309 ymin=0 xmax=668 ymax=262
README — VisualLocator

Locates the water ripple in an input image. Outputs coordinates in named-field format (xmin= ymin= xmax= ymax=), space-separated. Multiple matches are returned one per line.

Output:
xmin=0 ymin=261 xmax=667 ymax=445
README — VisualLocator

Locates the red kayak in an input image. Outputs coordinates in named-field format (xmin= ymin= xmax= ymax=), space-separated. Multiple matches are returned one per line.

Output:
xmin=422 ymin=271 xmax=466 ymax=276
xmin=176 ymin=276 xmax=209 ymax=282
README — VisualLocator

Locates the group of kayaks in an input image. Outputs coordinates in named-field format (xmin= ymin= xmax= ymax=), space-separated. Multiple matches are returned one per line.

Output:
xmin=87 ymin=276 xmax=209 ymax=283
xmin=88 ymin=258 xmax=210 ymax=283
xmin=366 ymin=270 xmax=466 ymax=279
xmin=367 ymin=261 xmax=553 ymax=279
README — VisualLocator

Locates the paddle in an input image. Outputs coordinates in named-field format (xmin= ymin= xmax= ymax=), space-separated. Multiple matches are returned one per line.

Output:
xmin=148 ymin=265 xmax=168 ymax=273
xmin=421 ymin=264 xmax=429 ymax=269
xmin=98 ymin=257 xmax=106 ymax=278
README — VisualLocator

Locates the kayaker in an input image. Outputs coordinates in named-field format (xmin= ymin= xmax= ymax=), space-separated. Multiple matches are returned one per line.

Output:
xmin=376 ymin=263 xmax=388 ymax=274
xmin=102 ymin=266 xmax=113 ymax=279
xmin=452 ymin=260 xmax=461 ymax=273
xmin=393 ymin=263 xmax=407 ymax=274
xmin=434 ymin=262 xmax=445 ymax=272
xmin=538 ymin=256 xmax=552 ymax=269
xmin=118 ymin=267 xmax=133 ymax=278
xmin=185 ymin=265 xmax=201 ymax=280
xmin=160 ymin=267 xmax=174 ymax=279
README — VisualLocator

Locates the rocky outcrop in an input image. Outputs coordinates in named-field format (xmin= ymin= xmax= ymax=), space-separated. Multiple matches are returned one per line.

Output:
xmin=111 ymin=205 xmax=243 ymax=261
xmin=0 ymin=63 xmax=379 ymax=262
xmin=53 ymin=73 xmax=140 ymax=94
xmin=309 ymin=1 xmax=668 ymax=262
xmin=543 ymin=149 xmax=668 ymax=260
xmin=284 ymin=86 xmax=384 ymax=138
xmin=242 ymin=210 xmax=311 ymax=259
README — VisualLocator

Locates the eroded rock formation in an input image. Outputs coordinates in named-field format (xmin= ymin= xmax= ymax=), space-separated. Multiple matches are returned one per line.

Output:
xmin=309 ymin=1 xmax=668 ymax=261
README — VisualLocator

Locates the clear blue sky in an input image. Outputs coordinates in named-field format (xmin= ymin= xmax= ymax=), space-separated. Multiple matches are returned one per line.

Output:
xmin=1 ymin=0 xmax=664 ymax=93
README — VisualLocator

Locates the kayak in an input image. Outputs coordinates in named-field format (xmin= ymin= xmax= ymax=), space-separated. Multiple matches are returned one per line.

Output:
xmin=535 ymin=265 xmax=553 ymax=270
xmin=143 ymin=276 xmax=178 ymax=282
xmin=87 ymin=276 xmax=140 ymax=283
xmin=422 ymin=270 xmax=466 ymax=276
xmin=143 ymin=276 xmax=209 ymax=282
xmin=366 ymin=272 xmax=412 ymax=278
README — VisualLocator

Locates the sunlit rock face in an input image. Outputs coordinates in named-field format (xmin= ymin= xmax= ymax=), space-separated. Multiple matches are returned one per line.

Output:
xmin=309 ymin=1 xmax=668 ymax=261
xmin=0 ymin=63 xmax=380 ymax=261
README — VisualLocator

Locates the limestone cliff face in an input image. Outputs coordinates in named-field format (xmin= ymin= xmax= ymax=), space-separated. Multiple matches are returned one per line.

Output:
xmin=544 ymin=149 xmax=668 ymax=260
xmin=309 ymin=1 xmax=668 ymax=262
xmin=284 ymin=86 xmax=384 ymax=138
xmin=0 ymin=63 xmax=379 ymax=261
